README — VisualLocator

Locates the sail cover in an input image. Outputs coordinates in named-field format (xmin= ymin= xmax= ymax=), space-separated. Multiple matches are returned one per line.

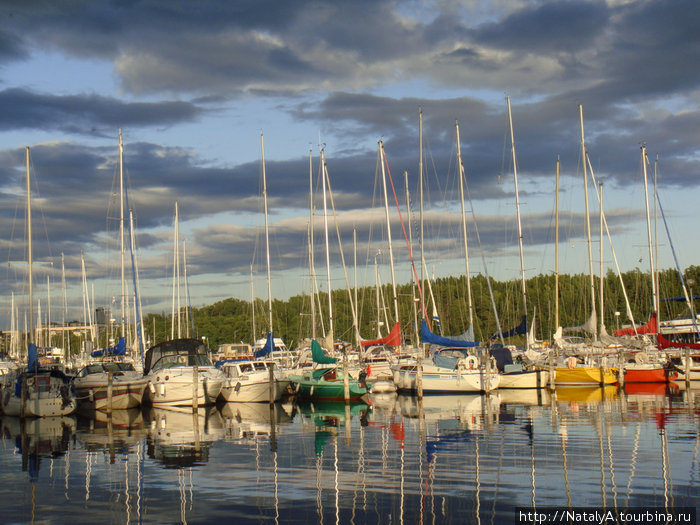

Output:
xmin=492 ymin=315 xmax=527 ymax=340
xmin=361 ymin=322 xmax=401 ymax=347
xmin=614 ymin=313 xmax=657 ymax=337
xmin=311 ymin=339 xmax=338 ymax=364
xmin=254 ymin=332 xmax=275 ymax=359
xmin=91 ymin=337 xmax=127 ymax=358
xmin=657 ymin=332 xmax=700 ymax=350
xmin=421 ymin=319 xmax=479 ymax=348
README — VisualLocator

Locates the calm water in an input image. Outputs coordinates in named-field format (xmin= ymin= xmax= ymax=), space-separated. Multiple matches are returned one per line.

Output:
xmin=1 ymin=385 xmax=698 ymax=524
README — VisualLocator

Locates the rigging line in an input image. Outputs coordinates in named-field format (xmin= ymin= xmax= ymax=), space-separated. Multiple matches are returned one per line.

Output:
xmin=464 ymin=177 xmax=504 ymax=344
xmin=381 ymin=146 xmax=429 ymax=324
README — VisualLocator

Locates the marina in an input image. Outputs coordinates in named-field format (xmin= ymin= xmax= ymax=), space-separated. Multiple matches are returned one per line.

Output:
xmin=1 ymin=385 xmax=697 ymax=524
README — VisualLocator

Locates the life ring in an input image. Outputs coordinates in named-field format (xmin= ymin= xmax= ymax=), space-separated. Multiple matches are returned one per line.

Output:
xmin=465 ymin=356 xmax=479 ymax=370
xmin=567 ymin=357 xmax=577 ymax=370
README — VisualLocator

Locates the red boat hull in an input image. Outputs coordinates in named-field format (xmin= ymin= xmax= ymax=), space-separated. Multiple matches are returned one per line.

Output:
xmin=624 ymin=367 xmax=678 ymax=383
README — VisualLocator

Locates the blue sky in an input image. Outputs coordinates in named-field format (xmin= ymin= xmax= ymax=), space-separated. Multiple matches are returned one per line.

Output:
xmin=1 ymin=0 xmax=699 ymax=331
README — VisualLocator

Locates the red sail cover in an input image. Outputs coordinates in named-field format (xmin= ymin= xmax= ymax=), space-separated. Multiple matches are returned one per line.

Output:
xmin=657 ymin=332 xmax=700 ymax=350
xmin=361 ymin=322 xmax=401 ymax=347
xmin=614 ymin=313 xmax=657 ymax=336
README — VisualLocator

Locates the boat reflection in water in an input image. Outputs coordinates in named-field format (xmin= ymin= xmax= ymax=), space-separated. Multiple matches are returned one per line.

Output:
xmin=145 ymin=406 xmax=224 ymax=468
xmin=0 ymin=384 xmax=697 ymax=523
xmin=1 ymin=415 xmax=75 ymax=481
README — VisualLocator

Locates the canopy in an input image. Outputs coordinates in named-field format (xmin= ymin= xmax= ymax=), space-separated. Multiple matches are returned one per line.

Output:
xmin=421 ymin=319 xmax=479 ymax=348
xmin=361 ymin=322 xmax=401 ymax=347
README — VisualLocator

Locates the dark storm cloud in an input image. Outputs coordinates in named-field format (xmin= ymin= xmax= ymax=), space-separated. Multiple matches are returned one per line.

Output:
xmin=0 ymin=88 xmax=205 ymax=135
xmin=472 ymin=1 xmax=609 ymax=53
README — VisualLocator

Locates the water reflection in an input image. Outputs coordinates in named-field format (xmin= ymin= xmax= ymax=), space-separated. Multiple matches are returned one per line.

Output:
xmin=0 ymin=385 xmax=697 ymax=524
xmin=145 ymin=406 xmax=224 ymax=468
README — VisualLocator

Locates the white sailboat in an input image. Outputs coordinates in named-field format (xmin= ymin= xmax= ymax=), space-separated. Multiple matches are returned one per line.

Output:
xmin=2 ymin=147 xmax=77 ymax=417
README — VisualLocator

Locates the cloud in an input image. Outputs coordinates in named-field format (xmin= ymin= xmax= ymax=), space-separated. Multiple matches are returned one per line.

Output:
xmin=0 ymin=88 xmax=205 ymax=135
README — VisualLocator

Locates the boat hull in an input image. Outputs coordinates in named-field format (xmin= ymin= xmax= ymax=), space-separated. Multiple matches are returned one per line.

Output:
xmin=219 ymin=379 xmax=290 ymax=403
xmin=498 ymin=369 xmax=551 ymax=389
xmin=392 ymin=364 xmax=500 ymax=393
xmin=144 ymin=366 xmax=224 ymax=406
xmin=2 ymin=373 xmax=77 ymax=417
xmin=623 ymin=366 xmax=678 ymax=383
xmin=74 ymin=378 xmax=147 ymax=410
xmin=289 ymin=369 xmax=369 ymax=402
xmin=554 ymin=366 xmax=618 ymax=386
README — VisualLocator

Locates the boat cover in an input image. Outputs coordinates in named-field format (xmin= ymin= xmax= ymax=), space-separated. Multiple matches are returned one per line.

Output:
xmin=421 ymin=319 xmax=479 ymax=348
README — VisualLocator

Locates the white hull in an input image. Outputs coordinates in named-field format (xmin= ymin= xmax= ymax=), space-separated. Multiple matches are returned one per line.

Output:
xmin=74 ymin=378 xmax=147 ymax=410
xmin=220 ymin=378 xmax=289 ymax=403
xmin=144 ymin=366 xmax=223 ymax=406
xmin=2 ymin=373 xmax=77 ymax=417
xmin=392 ymin=364 xmax=500 ymax=393
xmin=498 ymin=369 xmax=551 ymax=389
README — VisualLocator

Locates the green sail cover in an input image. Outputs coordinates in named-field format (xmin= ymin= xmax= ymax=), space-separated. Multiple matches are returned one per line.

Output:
xmin=312 ymin=339 xmax=338 ymax=364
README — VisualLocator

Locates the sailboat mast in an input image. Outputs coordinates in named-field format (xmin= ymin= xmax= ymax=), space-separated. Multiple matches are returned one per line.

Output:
xmin=26 ymin=147 xmax=34 ymax=345
xmin=506 ymin=97 xmax=528 ymax=349
xmin=579 ymin=104 xmax=597 ymax=340
xmin=250 ymin=264 xmax=256 ymax=340
xmin=555 ymin=157 xmax=560 ymax=331
xmin=261 ymin=133 xmax=274 ymax=334
xmin=405 ymin=172 xmax=420 ymax=346
xmin=119 ymin=130 xmax=126 ymax=340
xmin=320 ymin=148 xmax=334 ymax=340
xmin=378 ymin=141 xmax=400 ymax=325
xmin=599 ymin=181 xmax=605 ymax=335
xmin=419 ymin=108 xmax=425 ymax=314
xmin=641 ymin=144 xmax=658 ymax=317
xmin=309 ymin=148 xmax=316 ymax=340
xmin=456 ymin=121 xmax=475 ymax=333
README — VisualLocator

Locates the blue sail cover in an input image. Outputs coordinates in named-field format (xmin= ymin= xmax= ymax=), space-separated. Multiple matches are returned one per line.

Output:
xmin=254 ymin=332 xmax=275 ymax=359
xmin=91 ymin=337 xmax=127 ymax=358
xmin=27 ymin=343 xmax=39 ymax=372
xmin=421 ymin=319 xmax=480 ymax=348
xmin=492 ymin=315 xmax=527 ymax=340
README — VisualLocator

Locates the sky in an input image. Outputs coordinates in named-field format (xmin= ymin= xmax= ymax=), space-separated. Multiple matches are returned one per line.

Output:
xmin=1 ymin=0 xmax=699 ymax=332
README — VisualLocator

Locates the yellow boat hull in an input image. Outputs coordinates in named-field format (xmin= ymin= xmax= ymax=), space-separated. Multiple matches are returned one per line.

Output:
xmin=554 ymin=366 xmax=618 ymax=386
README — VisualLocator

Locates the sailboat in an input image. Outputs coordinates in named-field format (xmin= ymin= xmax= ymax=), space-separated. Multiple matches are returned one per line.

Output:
xmin=554 ymin=105 xmax=618 ymax=386
xmin=2 ymin=147 xmax=77 ymax=417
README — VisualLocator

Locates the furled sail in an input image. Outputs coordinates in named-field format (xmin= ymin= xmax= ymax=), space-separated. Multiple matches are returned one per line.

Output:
xmin=614 ymin=313 xmax=657 ymax=337
xmin=360 ymin=322 xmax=401 ymax=347
xmin=91 ymin=337 xmax=127 ymax=358
xmin=311 ymin=339 xmax=338 ymax=364
xmin=254 ymin=332 xmax=274 ymax=358
xmin=421 ymin=319 xmax=479 ymax=348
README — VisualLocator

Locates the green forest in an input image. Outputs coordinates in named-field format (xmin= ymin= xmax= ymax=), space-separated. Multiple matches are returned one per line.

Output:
xmin=145 ymin=264 xmax=700 ymax=351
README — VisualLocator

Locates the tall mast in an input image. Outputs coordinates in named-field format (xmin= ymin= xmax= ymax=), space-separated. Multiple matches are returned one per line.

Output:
xmin=579 ymin=104 xmax=597 ymax=340
xmin=405 ymin=171 xmax=419 ymax=346
xmin=419 ymin=108 xmax=425 ymax=315
xmin=171 ymin=201 xmax=181 ymax=339
xmin=555 ymin=157 xmax=560 ymax=330
xmin=250 ymin=264 xmax=256 ymax=340
xmin=378 ymin=141 xmax=400 ymax=325
xmin=261 ymin=133 xmax=273 ymax=335
xmin=320 ymin=148 xmax=334 ymax=342
xmin=599 ymin=181 xmax=605 ymax=335
xmin=308 ymin=148 xmax=316 ymax=340
xmin=641 ymin=144 xmax=658 ymax=317
xmin=26 ymin=147 xmax=34 ymax=345
xmin=455 ymin=121 xmax=475 ymax=334
xmin=61 ymin=253 xmax=67 ymax=357
xmin=119 ymin=130 xmax=126 ymax=340
xmin=507 ymin=96 xmax=528 ymax=350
